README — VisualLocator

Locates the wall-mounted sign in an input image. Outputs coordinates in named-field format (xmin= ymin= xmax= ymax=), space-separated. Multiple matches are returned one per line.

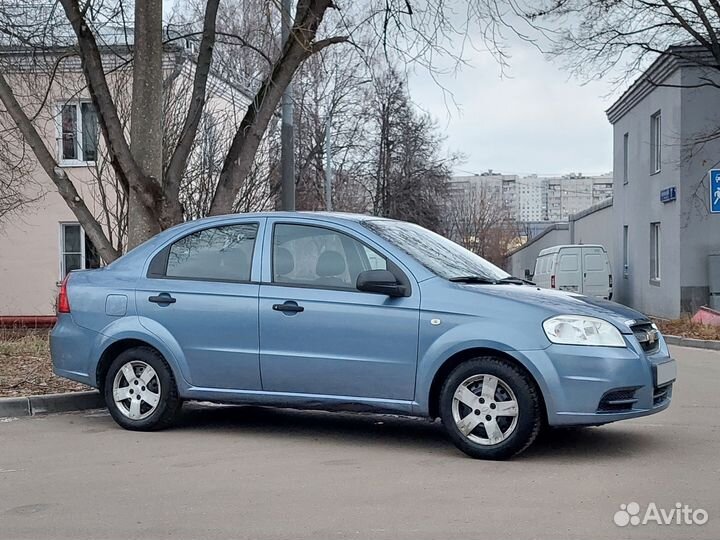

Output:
xmin=660 ymin=186 xmax=676 ymax=203
xmin=711 ymin=170 xmax=720 ymax=213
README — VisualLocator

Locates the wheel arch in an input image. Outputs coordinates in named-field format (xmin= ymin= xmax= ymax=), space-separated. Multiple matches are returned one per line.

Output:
xmin=96 ymin=339 xmax=163 ymax=393
xmin=426 ymin=347 xmax=548 ymax=421
xmin=90 ymin=315 xmax=191 ymax=391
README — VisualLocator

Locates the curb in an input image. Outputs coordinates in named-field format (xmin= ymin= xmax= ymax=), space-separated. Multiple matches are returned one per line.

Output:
xmin=665 ymin=335 xmax=720 ymax=351
xmin=0 ymin=390 xmax=104 ymax=418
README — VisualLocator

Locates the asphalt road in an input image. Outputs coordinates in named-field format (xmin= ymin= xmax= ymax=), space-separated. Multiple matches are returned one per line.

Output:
xmin=1 ymin=345 xmax=718 ymax=540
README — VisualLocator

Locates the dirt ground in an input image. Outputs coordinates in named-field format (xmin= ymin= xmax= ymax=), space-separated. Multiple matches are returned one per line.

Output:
xmin=0 ymin=329 xmax=90 ymax=398
xmin=654 ymin=318 xmax=720 ymax=340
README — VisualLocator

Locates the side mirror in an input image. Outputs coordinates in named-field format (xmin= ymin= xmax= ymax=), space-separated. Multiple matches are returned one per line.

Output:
xmin=356 ymin=270 xmax=407 ymax=297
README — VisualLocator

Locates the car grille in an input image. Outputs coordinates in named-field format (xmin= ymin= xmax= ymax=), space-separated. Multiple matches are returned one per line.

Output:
xmin=653 ymin=384 xmax=672 ymax=406
xmin=631 ymin=322 xmax=660 ymax=354
xmin=597 ymin=387 xmax=640 ymax=413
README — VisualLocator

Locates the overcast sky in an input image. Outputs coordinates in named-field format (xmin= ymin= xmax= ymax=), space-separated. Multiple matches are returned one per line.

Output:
xmin=407 ymin=38 xmax=619 ymax=178
xmin=163 ymin=0 xmax=619 ymax=178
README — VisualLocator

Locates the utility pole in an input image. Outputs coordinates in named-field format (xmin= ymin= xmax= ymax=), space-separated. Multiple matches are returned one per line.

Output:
xmin=280 ymin=0 xmax=295 ymax=211
xmin=325 ymin=110 xmax=332 ymax=211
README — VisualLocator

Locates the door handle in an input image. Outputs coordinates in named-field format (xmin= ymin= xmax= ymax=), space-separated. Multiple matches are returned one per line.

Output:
xmin=148 ymin=293 xmax=176 ymax=304
xmin=272 ymin=301 xmax=304 ymax=313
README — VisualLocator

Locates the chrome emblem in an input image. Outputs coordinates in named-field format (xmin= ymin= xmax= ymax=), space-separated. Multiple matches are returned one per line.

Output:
xmin=641 ymin=329 xmax=658 ymax=345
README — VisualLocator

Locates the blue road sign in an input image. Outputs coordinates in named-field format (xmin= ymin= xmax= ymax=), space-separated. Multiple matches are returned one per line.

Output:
xmin=660 ymin=186 xmax=676 ymax=203
xmin=712 ymin=170 xmax=720 ymax=213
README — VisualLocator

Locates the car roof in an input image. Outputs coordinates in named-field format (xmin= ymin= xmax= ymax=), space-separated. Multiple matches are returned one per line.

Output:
xmin=189 ymin=211 xmax=389 ymax=225
xmin=538 ymin=244 xmax=607 ymax=256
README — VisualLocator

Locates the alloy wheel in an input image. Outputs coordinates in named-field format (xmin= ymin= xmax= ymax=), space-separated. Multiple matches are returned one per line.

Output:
xmin=451 ymin=373 xmax=519 ymax=445
xmin=112 ymin=360 xmax=162 ymax=420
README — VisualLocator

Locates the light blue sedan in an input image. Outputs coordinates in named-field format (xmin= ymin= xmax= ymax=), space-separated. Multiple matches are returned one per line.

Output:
xmin=51 ymin=212 xmax=676 ymax=459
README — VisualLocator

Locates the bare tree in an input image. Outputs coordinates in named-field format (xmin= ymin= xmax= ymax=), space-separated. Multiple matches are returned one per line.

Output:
xmin=0 ymin=0 xmax=525 ymax=258
xmin=0 ymin=118 xmax=43 ymax=224
xmin=365 ymin=68 xmax=453 ymax=230
xmin=290 ymin=38 xmax=372 ymax=211
xmin=527 ymin=0 xmax=720 ymax=88
xmin=526 ymin=0 xmax=720 ymax=218
xmin=0 ymin=0 xmax=222 ymax=256
xmin=443 ymin=184 xmax=519 ymax=267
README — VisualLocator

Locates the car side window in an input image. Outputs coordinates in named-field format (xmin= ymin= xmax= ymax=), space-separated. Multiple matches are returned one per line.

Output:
xmin=165 ymin=223 xmax=258 ymax=282
xmin=273 ymin=223 xmax=387 ymax=290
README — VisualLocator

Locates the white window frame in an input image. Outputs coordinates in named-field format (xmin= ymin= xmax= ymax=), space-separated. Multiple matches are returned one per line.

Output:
xmin=650 ymin=111 xmax=661 ymax=174
xmin=623 ymin=225 xmax=629 ymax=278
xmin=55 ymin=100 xmax=98 ymax=167
xmin=650 ymin=222 xmax=661 ymax=283
xmin=622 ymin=132 xmax=629 ymax=184
xmin=59 ymin=222 xmax=92 ymax=281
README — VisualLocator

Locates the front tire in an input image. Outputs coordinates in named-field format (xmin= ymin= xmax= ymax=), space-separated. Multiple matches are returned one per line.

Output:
xmin=439 ymin=357 xmax=542 ymax=459
xmin=104 ymin=346 xmax=182 ymax=431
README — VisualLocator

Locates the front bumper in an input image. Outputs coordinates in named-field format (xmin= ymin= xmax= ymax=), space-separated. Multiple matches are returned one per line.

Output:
xmin=517 ymin=335 xmax=675 ymax=426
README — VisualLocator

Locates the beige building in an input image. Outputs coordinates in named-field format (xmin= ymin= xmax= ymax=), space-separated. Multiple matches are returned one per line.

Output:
xmin=0 ymin=42 xmax=259 ymax=319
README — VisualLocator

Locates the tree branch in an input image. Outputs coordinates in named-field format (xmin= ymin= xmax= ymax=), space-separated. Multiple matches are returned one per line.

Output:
xmin=209 ymin=0 xmax=339 ymax=214
xmin=0 ymin=72 xmax=119 ymax=262
xmin=163 ymin=0 xmax=220 ymax=226
xmin=308 ymin=35 xmax=351 ymax=56
xmin=58 ymin=0 xmax=161 ymax=211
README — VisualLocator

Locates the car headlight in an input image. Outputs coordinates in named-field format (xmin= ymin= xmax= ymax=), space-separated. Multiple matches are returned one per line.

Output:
xmin=543 ymin=315 xmax=626 ymax=347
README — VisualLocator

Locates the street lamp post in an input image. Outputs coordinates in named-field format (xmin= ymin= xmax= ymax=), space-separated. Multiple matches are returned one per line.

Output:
xmin=325 ymin=110 xmax=332 ymax=211
xmin=280 ymin=0 xmax=295 ymax=211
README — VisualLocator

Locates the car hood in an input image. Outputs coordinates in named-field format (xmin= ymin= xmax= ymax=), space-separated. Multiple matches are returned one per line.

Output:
xmin=457 ymin=283 xmax=649 ymax=332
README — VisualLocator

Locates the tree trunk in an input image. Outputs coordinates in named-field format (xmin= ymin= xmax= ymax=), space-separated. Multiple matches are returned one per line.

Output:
xmin=129 ymin=0 xmax=164 ymax=248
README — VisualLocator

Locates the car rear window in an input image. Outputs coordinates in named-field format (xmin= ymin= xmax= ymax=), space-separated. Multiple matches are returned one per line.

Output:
xmin=558 ymin=253 xmax=579 ymax=272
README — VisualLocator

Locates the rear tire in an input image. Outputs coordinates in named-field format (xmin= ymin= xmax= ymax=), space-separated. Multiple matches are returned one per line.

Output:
xmin=104 ymin=346 xmax=181 ymax=431
xmin=439 ymin=357 xmax=542 ymax=459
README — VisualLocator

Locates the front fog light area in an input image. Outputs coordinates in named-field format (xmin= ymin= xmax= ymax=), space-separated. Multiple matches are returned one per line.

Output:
xmin=543 ymin=315 xmax=626 ymax=347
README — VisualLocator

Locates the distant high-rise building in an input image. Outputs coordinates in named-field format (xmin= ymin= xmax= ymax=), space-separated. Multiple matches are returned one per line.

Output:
xmin=544 ymin=173 xmax=614 ymax=221
xmin=449 ymin=171 xmax=613 ymax=223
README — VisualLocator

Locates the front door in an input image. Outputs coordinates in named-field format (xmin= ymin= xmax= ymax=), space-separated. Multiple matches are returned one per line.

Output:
xmin=136 ymin=220 xmax=263 ymax=390
xmin=258 ymin=221 xmax=420 ymax=401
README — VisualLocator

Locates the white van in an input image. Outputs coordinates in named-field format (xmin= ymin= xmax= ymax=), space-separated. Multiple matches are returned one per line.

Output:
xmin=533 ymin=245 xmax=613 ymax=300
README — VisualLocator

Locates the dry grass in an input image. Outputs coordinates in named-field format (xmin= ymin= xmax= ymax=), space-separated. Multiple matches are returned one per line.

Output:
xmin=0 ymin=328 xmax=90 ymax=397
xmin=654 ymin=318 xmax=720 ymax=341
xmin=0 ymin=331 xmax=49 ymax=356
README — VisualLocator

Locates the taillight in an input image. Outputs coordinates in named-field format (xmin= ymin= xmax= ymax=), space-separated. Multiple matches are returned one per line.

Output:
xmin=550 ymin=275 xmax=556 ymax=289
xmin=57 ymin=274 xmax=71 ymax=313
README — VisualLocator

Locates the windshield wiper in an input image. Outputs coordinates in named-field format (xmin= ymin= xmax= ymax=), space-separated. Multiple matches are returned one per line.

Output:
xmin=496 ymin=276 xmax=534 ymax=285
xmin=449 ymin=275 xmax=535 ymax=285
xmin=448 ymin=276 xmax=498 ymax=284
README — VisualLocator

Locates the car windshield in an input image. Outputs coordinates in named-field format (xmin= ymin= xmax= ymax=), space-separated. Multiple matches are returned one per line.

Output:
xmin=363 ymin=219 xmax=510 ymax=281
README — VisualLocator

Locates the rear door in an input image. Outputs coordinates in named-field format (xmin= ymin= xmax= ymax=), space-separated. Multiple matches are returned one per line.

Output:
xmin=533 ymin=255 xmax=548 ymax=288
xmin=581 ymin=246 xmax=610 ymax=298
xmin=136 ymin=219 xmax=264 ymax=390
xmin=555 ymin=247 xmax=582 ymax=293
